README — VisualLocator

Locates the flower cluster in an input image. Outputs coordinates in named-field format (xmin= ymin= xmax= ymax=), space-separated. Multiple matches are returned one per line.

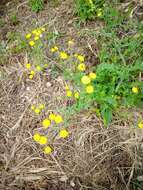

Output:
xmin=33 ymin=112 xmax=69 ymax=154
xmin=25 ymin=27 xmax=46 ymax=47
xmin=65 ymin=83 xmax=79 ymax=99
xmin=31 ymin=104 xmax=45 ymax=114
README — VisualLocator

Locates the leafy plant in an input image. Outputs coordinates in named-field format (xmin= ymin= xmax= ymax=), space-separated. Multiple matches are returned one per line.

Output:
xmin=29 ymin=0 xmax=44 ymax=12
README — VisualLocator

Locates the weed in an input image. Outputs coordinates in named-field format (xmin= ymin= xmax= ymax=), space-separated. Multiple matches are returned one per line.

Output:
xmin=29 ymin=0 xmax=44 ymax=12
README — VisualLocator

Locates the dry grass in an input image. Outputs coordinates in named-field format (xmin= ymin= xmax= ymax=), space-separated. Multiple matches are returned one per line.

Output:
xmin=0 ymin=0 xmax=143 ymax=190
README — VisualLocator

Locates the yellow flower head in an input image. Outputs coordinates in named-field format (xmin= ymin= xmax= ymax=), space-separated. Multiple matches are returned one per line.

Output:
xmin=86 ymin=85 xmax=94 ymax=94
xmin=29 ymin=41 xmax=35 ymax=46
xmin=77 ymin=63 xmax=86 ymax=72
xmin=31 ymin=105 xmax=35 ymax=110
xmin=74 ymin=92 xmax=79 ymax=99
xmin=55 ymin=115 xmax=63 ymax=124
xmin=39 ymin=104 xmax=45 ymax=109
xmin=42 ymin=119 xmax=51 ymax=128
xmin=36 ymin=65 xmax=42 ymax=71
xmin=25 ymin=33 xmax=31 ymax=39
xmin=81 ymin=75 xmax=91 ymax=85
xmin=44 ymin=146 xmax=52 ymax=154
xmin=138 ymin=122 xmax=143 ymax=128
xmin=49 ymin=113 xmax=56 ymax=121
xmin=33 ymin=133 xmax=41 ymax=142
xmin=132 ymin=87 xmax=139 ymax=94
xmin=29 ymin=74 xmax=34 ymax=79
xmin=60 ymin=52 xmax=68 ymax=59
xmin=26 ymin=63 xmax=31 ymax=69
xmin=34 ymin=108 xmax=41 ymax=114
xmin=66 ymin=90 xmax=72 ymax=97
xmin=30 ymin=70 xmax=35 ymax=75
xmin=77 ymin=55 xmax=84 ymax=62
xmin=59 ymin=129 xmax=69 ymax=138
xmin=34 ymin=36 xmax=40 ymax=41
xmin=39 ymin=136 xmax=47 ymax=145
xmin=68 ymin=40 xmax=74 ymax=46
xmin=89 ymin=72 xmax=96 ymax=80
xmin=50 ymin=46 xmax=59 ymax=52
xmin=41 ymin=27 xmax=46 ymax=32
xmin=32 ymin=29 xmax=37 ymax=34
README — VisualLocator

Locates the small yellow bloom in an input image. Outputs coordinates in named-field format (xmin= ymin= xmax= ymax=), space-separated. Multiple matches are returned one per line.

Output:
xmin=42 ymin=119 xmax=51 ymax=128
xmin=25 ymin=33 xmax=31 ymax=39
xmin=29 ymin=74 xmax=34 ymax=79
xmin=44 ymin=146 xmax=52 ymax=154
xmin=39 ymin=104 xmax=45 ymax=109
xmin=97 ymin=9 xmax=102 ymax=17
xmin=41 ymin=27 xmax=46 ymax=32
xmin=81 ymin=75 xmax=91 ymax=85
xmin=74 ymin=92 xmax=79 ymax=99
xmin=39 ymin=136 xmax=47 ymax=145
xmin=77 ymin=63 xmax=86 ymax=71
xmin=31 ymin=105 xmax=35 ymax=110
xmin=59 ymin=129 xmax=69 ymax=138
xmin=29 ymin=41 xmax=35 ymax=46
xmin=74 ymin=53 xmax=78 ymax=57
xmin=60 ymin=52 xmax=68 ymax=59
xmin=32 ymin=29 xmax=37 ymax=34
xmin=49 ymin=113 xmax=56 ymax=121
xmin=30 ymin=70 xmax=35 ymax=75
xmin=138 ymin=122 xmax=143 ymax=128
xmin=26 ymin=63 xmax=31 ymax=69
xmin=44 ymin=63 xmax=48 ymax=67
xmin=55 ymin=115 xmax=63 ymax=124
xmin=34 ymin=36 xmax=40 ymax=41
xmin=89 ymin=72 xmax=96 ymax=80
xmin=36 ymin=29 xmax=42 ymax=35
xmin=86 ymin=85 xmax=94 ymax=94
xmin=50 ymin=46 xmax=58 ymax=52
xmin=132 ymin=87 xmax=139 ymax=94
xmin=65 ymin=83 xmax=70 ymax=90
xmin=36 ymin=65 xmax=42 ymax=71
xmin=34 ymin=108 xmax=40 ymax=114
xmin=68 ymin=40 xmax=74 ymax=46
xmin=66 ymin=90 xmax=72 ymax=97
xmin=33 ymin=133 xmax=41 ymax=142
xmin=77 ymin=55 xmax=84 ymax=62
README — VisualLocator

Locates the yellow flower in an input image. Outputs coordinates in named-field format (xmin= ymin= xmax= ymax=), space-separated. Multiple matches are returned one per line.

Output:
xmin=68 ymin=40 xmax=74 ymax=46
xmin=66 ymin=90 xmax=72 ymax=97
xmin=33 ymin=133 xmax=41 ymax=142
xmin=41 ymin=27 xmax=46 ymax=32
xmin=77 ymin=55 xmax=84 ymax=62
xmin=50 ymin=46 xmax=59 ymax=52
xmin=32 ymin=29 xmax=37 ymax=34
xmin=29 ymin=74 xmax=34 ymax=79
xmin=77 ymin=63 xmax=86 ymax=71
xmin=34 ymin=36 xmax=39 ymax=41
xmin=86 ymin=85 xmax=94 ymax=94
xmin=59 ymin=129 xmax=69 ymax=138
xmin=49 ymin=113 xmax=56 ymax=121
xmin=31 ymin=105 xmax=35 ymax=110
xmin=44 ymin=146 xmax=52 ymax=154
xmin=36 ymin=65 xmax=42 ymax=71
xmin=81 ymin=75 xmax=91 ymax=85
xmin=132 ymin=87 xmax=139 ymax=94
xmin=138 ymin=122 xmax=143 ymax=128
xmin=34 ymin=108 xmax=41 ymax=114
xmin=89 ymin=72 xmax=96 ymax=80
xmin=42 ymin=119 xmax=51 ymax=128
xmin=29 ymin=41 xmax=35 ymax=46
xmin=39 ymin=104 xmax=45 ymax=109
xmin=74 ymin=92 xmax=79 ymax=99
xmin=60 ymin=52 xmax=68 ymax=59
xmin=26 ymin=63 xmax=31 ymax=69
xmin=65 ymin=83 xmax=70 ymax=90
xmin=25 ymin=33 xmax=31 ymax=39
xmin=30 ymin=70 xmax=35 ymax=75
xmin=55 ymin=115 xmax=63 ymax=124
xmin=36 ymin=29 xmax=42 ymax=35
xmin=39 ymin=136 xmax=47 ymax=145
xmin=97 ymin=9 xmax=102 ymax=17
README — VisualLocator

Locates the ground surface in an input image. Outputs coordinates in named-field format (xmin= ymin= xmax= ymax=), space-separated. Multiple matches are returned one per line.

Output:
xmin=0 ymin=1 xmax=143 ymax=190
